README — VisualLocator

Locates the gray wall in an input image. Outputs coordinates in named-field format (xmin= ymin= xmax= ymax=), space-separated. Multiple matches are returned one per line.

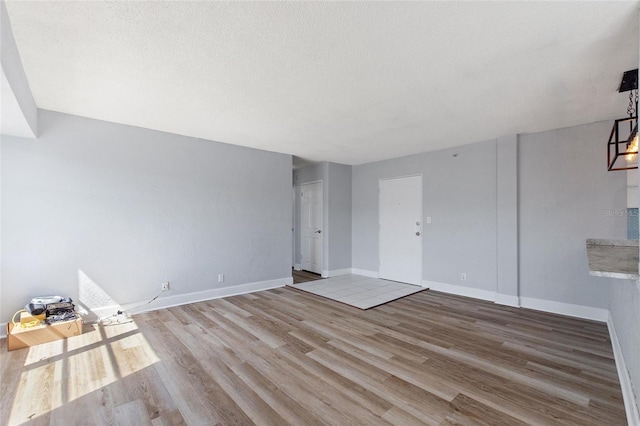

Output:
xmin=1 ymin=110 xmax=292 ymax=321
xmin=327 ymin=162 xmax=352 ymax=271
xmin=352 ymin=139 xmax=498 ymax=291
xmin=519 ymin=122 xmax=627 ymax=307
xmin=351 ymin=121 xmax=627 ymax=310
xmin=609 ymin=280 xmax=640 ymax=413
xmin=496 ymin=135 xmax=518 ymax=299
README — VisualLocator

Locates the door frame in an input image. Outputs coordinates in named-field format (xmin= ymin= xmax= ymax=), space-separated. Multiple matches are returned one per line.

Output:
xmin=292 ymin=186 xmax=296 ymax=269
xmin=300 ymin=180 xmax=324 ymax=275
xmin=378 ymin=174 xmax=423 ymax=286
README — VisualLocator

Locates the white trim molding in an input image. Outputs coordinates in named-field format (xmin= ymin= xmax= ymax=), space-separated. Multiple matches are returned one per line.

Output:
xmin=519 ymin=296 xmax=608 ymax=322
xmin=422 ymin=281 xmax=608 ymax=323
xmin=351 ymin=268 xmax=379 ymax=278
xmin=121 ymin=277 xmax=290 ymax=315
xmin=0 ymin=277 xmax=291 ymax=340
xmin=608 ymin=312 xmax=640 ymax=426
xmin=294 ymin=264 xmax=302 ymax=271
xmin=423 ymin=280 xmax=496 ymax=302
xmin=495 ymin=293 xmax=520 ymax=307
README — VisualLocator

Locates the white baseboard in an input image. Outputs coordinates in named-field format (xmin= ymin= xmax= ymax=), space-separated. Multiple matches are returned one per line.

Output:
xmin=495 ymin=293 xmax=520 ymax=307
xmin=423 ymin=280 xmax=496 ymax=302
xmin=351 ymin=268 xmax=379 ymax=278
xmin=422 ymin=281 xmax=608 ymax=323
xmin=294 ymin=264 xmax=302 ymax=271
xmin=0 ymin=278 xmax=291 ymax=339
xmin=326 ymin=268 xmax=352 ymax=278
xmin=321 ymin=270 xmax=329 ymax=278
xmin=608 ymin=312 xmax=640 ymax=426
xmin=519 ymin=296 xmax=608 ymax=322
xmin=121 ymin=277 xmax=290 ymax=315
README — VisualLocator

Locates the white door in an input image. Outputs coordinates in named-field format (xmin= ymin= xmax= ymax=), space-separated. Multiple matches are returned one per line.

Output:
xmin=301 ymin=181 xmax=323 ymax=274
xmin=379 ymin=175 xmax=422 ymax=285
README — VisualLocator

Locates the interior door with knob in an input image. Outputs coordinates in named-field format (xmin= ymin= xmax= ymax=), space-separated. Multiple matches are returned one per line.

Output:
xmin=301 ymin=181 xmax=323 ymax=274
xmin=379 ymin=175 xmax=423 ymax=285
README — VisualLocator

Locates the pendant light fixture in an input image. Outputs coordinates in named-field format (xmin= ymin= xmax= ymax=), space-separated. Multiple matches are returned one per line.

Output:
xmin=608 ymin=69 xmax=638 ymax=171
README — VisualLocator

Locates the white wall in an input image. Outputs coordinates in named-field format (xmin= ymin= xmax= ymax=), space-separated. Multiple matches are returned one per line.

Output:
xmin=1 ymin=110 xmax=293 ymax=322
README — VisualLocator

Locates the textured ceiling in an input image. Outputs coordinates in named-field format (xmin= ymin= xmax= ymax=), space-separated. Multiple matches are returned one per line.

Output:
xmin=4 ymin=1 xmax=640 ymax=165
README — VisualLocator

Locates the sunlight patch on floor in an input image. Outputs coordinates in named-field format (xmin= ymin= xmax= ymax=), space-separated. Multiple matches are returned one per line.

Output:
xmin=8 ymin=319 xmax=160 ymax=426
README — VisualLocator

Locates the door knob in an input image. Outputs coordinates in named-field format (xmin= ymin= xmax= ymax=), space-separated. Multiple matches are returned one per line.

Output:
xmin=315 ymin=230 xmax=322 ymax=234
xmin=416 ymin=232 xmax=420 ymax=236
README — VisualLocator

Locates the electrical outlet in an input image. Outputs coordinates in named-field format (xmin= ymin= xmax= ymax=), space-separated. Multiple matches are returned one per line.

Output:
xmin=161 ymin=282 xmax=170 ymax=291
xmin=460 ymin=273 xmax=467 ymax=281
xmin=218 ymin=273 xmax=224 ymax=283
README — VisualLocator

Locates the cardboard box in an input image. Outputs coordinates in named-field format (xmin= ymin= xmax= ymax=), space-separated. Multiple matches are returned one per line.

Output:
xmin=7 ymin=317 xmax=82 ymax=351
xmin=19 ymin=311 xmax=46 ymax=326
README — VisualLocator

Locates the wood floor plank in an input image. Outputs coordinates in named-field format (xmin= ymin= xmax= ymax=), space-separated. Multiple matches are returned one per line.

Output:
xmin=231 ymin=361 xmax=326 ymax=426
xmin=167 ymin=320 xmax=288 ymax=426
xmin=0 ymin=287 xmax=627 ymax=425
xmin=114 ymin=399 xmax=153 ymax=426
xmin=246 ymin=342 xmax=386 ymax=425
xmin=276 ymin=344 xmax=394 ymax=417
xmin=445 ymin=393 xmax=528 ymax=426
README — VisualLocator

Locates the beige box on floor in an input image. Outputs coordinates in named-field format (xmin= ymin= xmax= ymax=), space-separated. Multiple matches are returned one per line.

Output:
xmin=6 ymin=316 xmax=82 ymax=351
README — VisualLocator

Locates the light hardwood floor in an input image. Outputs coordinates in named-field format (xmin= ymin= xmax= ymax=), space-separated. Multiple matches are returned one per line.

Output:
xmin=0 ymin=288 xmax=627 ymax=425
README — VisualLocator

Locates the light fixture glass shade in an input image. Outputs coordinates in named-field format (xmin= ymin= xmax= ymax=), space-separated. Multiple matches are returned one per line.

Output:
xmin=608 ymin=117 xmax=638 ymax=171
xmin=625 ymin=126 xmax=638 ymax=162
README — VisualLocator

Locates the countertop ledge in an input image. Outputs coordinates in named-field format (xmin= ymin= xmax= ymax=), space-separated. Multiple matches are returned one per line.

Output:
xmin=586 ymin=239 xmax=639 ymax=280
